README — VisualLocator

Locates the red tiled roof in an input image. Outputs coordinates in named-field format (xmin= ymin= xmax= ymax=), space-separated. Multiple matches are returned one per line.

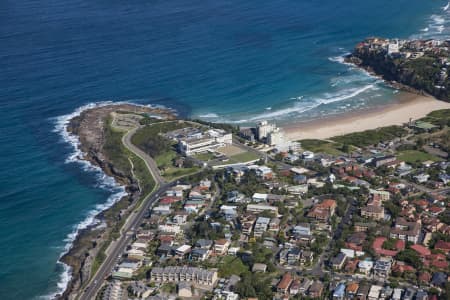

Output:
xmin=372 ymin=237 xmax=403 ymax=257
xmin=318 ymin=199 xmax=336 ymax=209
xmin=277 ymin=273 xmax=293 ymax=290
xmin=413 ymin=199 xmax=428 ymax=208
xmin=346 ymin=282 xmax=359 ymax=293
xmin=429 ymin=206 xmax=445 ymax=214
xmin=160 ymin=196 xmax=183 ymax=204
xmin=435 ymin=240 xmax=450 ymax=252
xmin=392 ymin=264 xmax=415 ymax=273
xmin=428 ymin=253 xmax=446 ymax=261
xmin=410 ymin=244 xmax=431 ymax=257
xmin=431 ymin=259 xmax=449 ymax=269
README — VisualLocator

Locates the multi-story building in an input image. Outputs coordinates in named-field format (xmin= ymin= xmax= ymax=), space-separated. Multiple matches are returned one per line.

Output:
xmin=253 ymin=217 xmax=270 ymax=237
xmin=307 ymin=199 xmax=337 ymax=221
xmin=267 ymin=127 xmax=285 ymax=146
xmin=256 ymin=120 xmax=276 ymax=140
xmin=214 ymin=239 xmax=230 ymax=255
xmin=373 ymin=257 xmax=392 ymax=279
xmin=150 ymin=266 xmax=218 ymax=286
xmin=247 ymin=204 xmax=278 ymax=215
xmin=175 ymin=128 xmax=232 ymax=156
xmin=361 ymin=204 xmax=385 ymax=220
xmin=390 ymin=217 xmax=421 ymax=243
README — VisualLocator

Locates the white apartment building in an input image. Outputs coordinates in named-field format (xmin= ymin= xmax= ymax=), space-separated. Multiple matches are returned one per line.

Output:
xmin=257 ymin=120 xmax=275 ymax=140
xmin=267 ymin=127 xmax=285 ymax=146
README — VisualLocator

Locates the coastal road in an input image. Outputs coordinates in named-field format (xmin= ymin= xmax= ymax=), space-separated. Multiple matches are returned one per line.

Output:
xmin=80 ymin=183 xmax=171 ymax=300
xmin=80 ymin=127 xmax=167 ymax=300
xmin=122 ymin=126 xmax=166 ymax=185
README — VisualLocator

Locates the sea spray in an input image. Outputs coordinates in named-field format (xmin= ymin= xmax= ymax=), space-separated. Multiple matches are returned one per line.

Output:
xmin=44 ymin=100 xmax=164 ymax=299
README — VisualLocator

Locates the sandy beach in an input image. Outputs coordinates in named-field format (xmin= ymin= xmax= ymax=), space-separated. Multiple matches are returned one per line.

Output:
xmin=283 ymin=92 xmax=450 ymax=140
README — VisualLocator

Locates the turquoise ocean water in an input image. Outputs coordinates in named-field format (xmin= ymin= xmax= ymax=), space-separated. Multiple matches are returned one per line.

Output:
xmin=0 ymin=0 xmax=449 ymax=298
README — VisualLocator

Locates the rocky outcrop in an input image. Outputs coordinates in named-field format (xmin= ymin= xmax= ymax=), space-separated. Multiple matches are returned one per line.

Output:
xmin=59 ymin=104 xmax=174 ymax=299
xmin=346 ymin=45 xmax=450 ymax=101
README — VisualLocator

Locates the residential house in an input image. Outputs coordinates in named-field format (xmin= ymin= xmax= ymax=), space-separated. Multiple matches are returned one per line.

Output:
xmin=195 ymin=239 xmax=213 ymax=250
xmin=191 ymin=248 xmax=210 ymax=261
xmin=333 ymin=283 xmax=346 ymax=300
xmin=300 ymin=250 xmax=314 ymax=265
xmin=368 ymin=285 xmax=382 ymax=300
xmin=355 ymin=284 xmax=370 ymax=300
xmin=372 ymin=155 xmax=397 ymax=167
xmin=175 ymin=245 xmax=191 ymax=258
xmin=289 ymin=279 xmax=300 ymax=295
xmin=308 ymin=281 xmax=324 ymax=298
xmin=346 ymin=282 xmax=359 ymax=299
xmin=369 ymin=189 xmax=390 ymax=201
xmin=358 ymin=260 xmax=373 ymax=275
xmin=268 ymin=218 xmax=280 ymax=232
xmin=354 ymin=222 xmax=376 ymax=232
xmin=247 ymin=204 xmax=278 ymax=215
xmin=252 ymin=193 xmax=268 ymax=202
xmin=307 ymin=199 xmax=337 ymax=221
xmin=293 ymin=223 xmax=311 ymax=236
xmin=172 ymin=212 xmax=188 ymax=224
xmin=434 ymin=240 xmax=450 ymax=254
xmin=277 ymin=273 xmax=293 ymax=294
xmin=299 ymin=278 xmax=313 ymax=294
xmin=331 ymin=253 xmax=347 ymax=270
xmin=373 ymin=257 xmax=392 ymax=279
xmin=214 ymin=239 xmax=230 ymax=255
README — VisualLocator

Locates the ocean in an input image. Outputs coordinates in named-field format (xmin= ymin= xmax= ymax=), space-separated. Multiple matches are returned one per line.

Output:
xmin=0 ymin=0 xmax=448 ymax=298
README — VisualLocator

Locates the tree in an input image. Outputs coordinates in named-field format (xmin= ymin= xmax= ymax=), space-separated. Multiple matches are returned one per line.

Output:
xmin=395 ymin=249 xmax=422 ymax=269
xmin=235 ymin=273 xmax=256 ymax=297
xmin=341 ymin=144 xmax=350 ymax=154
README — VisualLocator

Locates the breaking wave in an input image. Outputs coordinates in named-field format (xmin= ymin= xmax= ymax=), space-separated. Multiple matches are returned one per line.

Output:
xmin=42 ymin=100 xmax=165 ymax=299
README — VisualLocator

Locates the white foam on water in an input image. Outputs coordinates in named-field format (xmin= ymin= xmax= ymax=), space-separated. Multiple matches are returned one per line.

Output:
xmin=224 ymin=83 xmax=378 ymax=123
xmin=197 ymin=112 xmax=219 ymax=118
xmin=41 ymin=100 xmax=163 ymax=299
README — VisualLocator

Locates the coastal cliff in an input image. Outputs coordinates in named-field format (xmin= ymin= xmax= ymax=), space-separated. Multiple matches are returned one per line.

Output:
xmin=59 ymin=104 xmax=173 ymax=299
xmin=346 ymin=38 xmax=450 ymax=101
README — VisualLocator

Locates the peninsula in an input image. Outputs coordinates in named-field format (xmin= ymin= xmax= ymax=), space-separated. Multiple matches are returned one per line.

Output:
xmin=346 ymin=37 xmax=450 ymax=101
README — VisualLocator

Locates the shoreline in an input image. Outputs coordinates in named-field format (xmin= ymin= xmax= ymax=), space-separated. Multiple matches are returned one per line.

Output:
xmin=51 ymin=102 xmax=173 ymax=299
xmin=50 ymin=102 xmax=135 ymax=300
xmin=282 ymin=92 xmax=450 ymax=141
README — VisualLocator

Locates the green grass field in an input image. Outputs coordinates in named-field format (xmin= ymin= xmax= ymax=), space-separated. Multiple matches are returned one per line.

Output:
xmin=154 ymin=147 xmax=178 ymax=167
xmin=218 ymin=256 xmax=249 ymax=277
xmin=193 ymin=152 xmax=217 ymax=161
xmin=300 ymin=139 xmax=344 ymax=155
xmin=163 ymin=167 xmax=200 ymax=181
xmin=230 ymin=152 xmax=260 ymax=163
xmin=397 ymin=150 xmax=442 ymax=164
xmin=331 ymin=125 xmax=407 ymax=147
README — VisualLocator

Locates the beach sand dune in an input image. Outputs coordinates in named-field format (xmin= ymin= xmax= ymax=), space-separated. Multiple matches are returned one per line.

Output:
xmin=283 ymin=93 xmax=450 ymax=140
